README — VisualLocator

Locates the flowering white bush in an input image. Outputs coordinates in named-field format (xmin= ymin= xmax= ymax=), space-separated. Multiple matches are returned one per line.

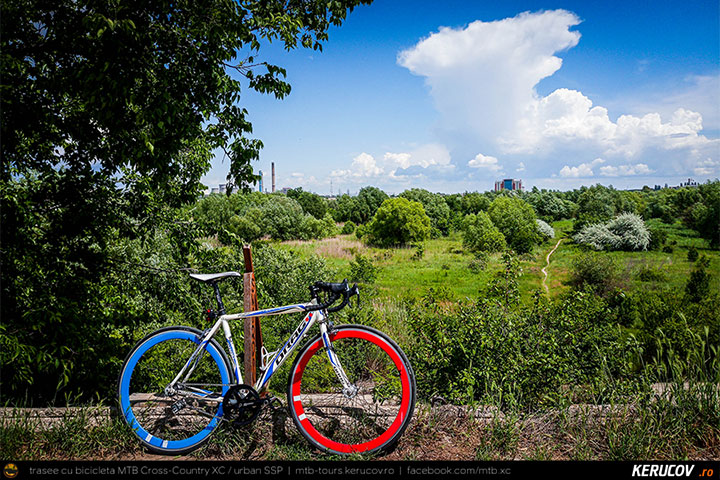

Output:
xmin=574 ymin=212 xmax=650 ymax=251
xmin=536 ymin=219 xmax=555 ymax=240
xmin=606 ymin=213 xmax=651 ymax=250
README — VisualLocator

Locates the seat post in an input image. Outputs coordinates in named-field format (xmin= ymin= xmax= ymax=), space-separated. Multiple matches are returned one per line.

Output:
xmin=211 ymin=282 xmax=226 ymax=315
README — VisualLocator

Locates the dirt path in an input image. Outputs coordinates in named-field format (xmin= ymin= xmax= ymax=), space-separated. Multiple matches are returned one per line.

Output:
xmin=542 ymin=238 xmax=563 ymax=294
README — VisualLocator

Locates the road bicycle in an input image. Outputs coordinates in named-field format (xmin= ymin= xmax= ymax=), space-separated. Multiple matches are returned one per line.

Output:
xmin=117 ymin=273 xmax=416 ymax=456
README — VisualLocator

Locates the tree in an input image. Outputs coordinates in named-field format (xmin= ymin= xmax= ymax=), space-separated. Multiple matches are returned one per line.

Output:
xmin=364 ymin=198 xmax=431 ymax=247
xmin=0 ymin=0 xmax=369 ymax=403
xmin=356 ymin=186 xmax=389 ymax=223
xmin=487 ymin=196 xmax=540 ymax=254
xmin=574 ymin=184 xmax=618 ymax=231
xmin=287 ymin=188 xmax=328 ymax=219
xmin=462 ymin=212 xmax=506 ymax=253
xmin=685 ymin=181 xmax=720 ymax=248
xmin=399 ymin=188 xmax=451 ymax=236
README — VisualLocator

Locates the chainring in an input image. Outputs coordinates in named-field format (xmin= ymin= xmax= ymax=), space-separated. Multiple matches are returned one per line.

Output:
xmin=222 ymin=384 xmax=262 ymax=426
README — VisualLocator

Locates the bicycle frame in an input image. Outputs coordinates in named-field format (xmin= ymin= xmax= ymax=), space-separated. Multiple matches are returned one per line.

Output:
xmin=168 ymin=301 xmax=352 ymax=399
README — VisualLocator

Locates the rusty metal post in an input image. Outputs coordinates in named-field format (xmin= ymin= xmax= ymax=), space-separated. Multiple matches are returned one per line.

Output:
xmin=242 ymin=245 xmax=261 ymax=387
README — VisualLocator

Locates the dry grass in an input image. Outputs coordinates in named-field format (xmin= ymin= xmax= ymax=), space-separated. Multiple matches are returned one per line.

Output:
xmin=283 ymin=236 xmax=369 ymax=260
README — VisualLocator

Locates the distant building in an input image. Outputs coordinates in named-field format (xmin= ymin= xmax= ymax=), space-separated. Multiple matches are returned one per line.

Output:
xmin=494 ymin=178 xmax=523 ymax=192
xmin=679 ymin=178 xmax=699 ymax=188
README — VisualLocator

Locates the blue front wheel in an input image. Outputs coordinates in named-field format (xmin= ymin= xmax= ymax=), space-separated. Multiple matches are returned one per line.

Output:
xmin=117 ymin=327 xmax=233 ymax=455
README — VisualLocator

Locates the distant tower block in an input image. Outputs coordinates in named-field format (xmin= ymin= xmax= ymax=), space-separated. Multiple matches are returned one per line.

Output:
xmin=271 ymin=162 xmax=276 ymax=193
xmin=258 ymin=170 xmax=263 ymax=192
xmin=494 ymin=178 xmax=523 ymax=192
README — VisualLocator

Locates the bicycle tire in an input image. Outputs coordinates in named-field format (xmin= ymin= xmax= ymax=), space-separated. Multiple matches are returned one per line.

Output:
xmin=287 ymin=324 xmax=416 ymax=455
xmin=117 ymin=326 xmax=234 ymax=455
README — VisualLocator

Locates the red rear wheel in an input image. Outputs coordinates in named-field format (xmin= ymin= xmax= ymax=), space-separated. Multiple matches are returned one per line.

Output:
xmin=287 ymin=325 xmax=415 ymax=455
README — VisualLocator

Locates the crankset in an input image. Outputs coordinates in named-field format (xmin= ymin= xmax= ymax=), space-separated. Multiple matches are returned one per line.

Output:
xmin=222 ymin=384 xmax=263 ymax=426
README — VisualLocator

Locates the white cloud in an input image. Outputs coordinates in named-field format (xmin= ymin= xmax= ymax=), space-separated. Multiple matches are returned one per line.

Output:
xmin=330 ymin=152 xmax=383 ymax=179
xmin=599 ymin=163 xmax=652 ymax=177
xmin=399 ymin=10 xmax=581 ymax=145
xmin=398 ymin=10 xmax=719 ymax=179
xmin=516 ymin=162 xmax=526 ymax=172
xmin=329 ymin=144 xmax=454 ymax=185
xmin=692 ymin=157 xmax=720 ymax=176
xmin=468 ymin=153 xmax=502 ymax=171
xmin=559 ymin=163 xmax=594 ymax=178
xmin=558 ymin=158 xmax=604 ymax=178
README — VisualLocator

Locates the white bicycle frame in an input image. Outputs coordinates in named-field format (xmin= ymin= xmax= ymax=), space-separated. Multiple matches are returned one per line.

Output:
xmin=168 ymin=300 xmax=353 ymax=400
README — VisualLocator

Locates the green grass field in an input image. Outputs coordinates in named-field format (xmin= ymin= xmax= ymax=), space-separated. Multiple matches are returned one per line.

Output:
xmin=275 ymin=221 xmax=720 ymax=303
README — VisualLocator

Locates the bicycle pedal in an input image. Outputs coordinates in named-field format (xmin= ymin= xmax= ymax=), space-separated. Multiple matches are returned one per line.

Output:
xmin=264 ymin=396 xmax=283 ymax=410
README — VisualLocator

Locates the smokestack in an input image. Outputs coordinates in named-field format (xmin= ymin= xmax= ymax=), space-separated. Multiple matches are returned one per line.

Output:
xmin=271 ymin=162 xmax=275 ymax=193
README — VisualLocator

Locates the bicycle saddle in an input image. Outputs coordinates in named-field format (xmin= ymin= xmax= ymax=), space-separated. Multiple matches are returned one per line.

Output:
xmin=188 ymin=271 xmax=242 ymax=283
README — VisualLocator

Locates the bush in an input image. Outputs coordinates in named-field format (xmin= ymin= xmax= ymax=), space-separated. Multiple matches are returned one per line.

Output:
xmin=636 ymin=266 xmax=667 ymax=282
xmin=536 ymin=219 xmax=555 ymax=240
xmin=411 ymin=243 xmax=425 ymax=261
xmin=648 ymin=224 xmax=668 ymax=250
xmin=662 ymin=245 xmax=674 ymax=254
xmin=569 ymin=252 xmax=621 ymax=297
xmin=406 ymin=291 xmax=627 ymax=407
xmin=341 ymin=221 xmax=356 ymax=235
xmin=487 ymin=196 xmax=540 ymax=254
xmin=462 ymin=212 xmax=506 ymax=253
xmin=687 ymin=246 xmax=699 ymax=262
xmin=574 ymin=213 xmax=650 ymax=251
xmin=468 ymin=251 xmax=489 ymax=273
xmin=364 ymin=198 xmax=431 ymax=247
xmin=348 ymin=254 xmax=378 ymax=284
xmin=685 ymin=256 xmax=712 ymax=303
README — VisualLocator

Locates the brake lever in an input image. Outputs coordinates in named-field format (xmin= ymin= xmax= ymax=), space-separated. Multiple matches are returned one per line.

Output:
xmin=350 ymin=283 xmax=360 ymax=308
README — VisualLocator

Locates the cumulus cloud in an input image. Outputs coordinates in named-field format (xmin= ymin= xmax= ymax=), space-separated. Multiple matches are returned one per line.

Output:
xmin=599 ymin=163 xmax=652 ymax=177
xmin=558 ymin=158 xmax=604 ymax=178
xmin=398 ymin=10 xmax=718 ymax=179
xmin=468 ymin=153 xmax=502 ymax=171
xmin=693 ymin=157 xmax=720 ymax=176
xmin=399 ymin=10 xmax=581 ymax=145
xmin=330 ymin=144 xmax=454 ymax=184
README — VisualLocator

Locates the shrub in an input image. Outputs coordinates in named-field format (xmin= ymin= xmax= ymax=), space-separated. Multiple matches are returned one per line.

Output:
xmin=487 ymin=196 xmax=540 ymax=254
xmin=685 ymin=255 xmax=712 ymax=303
xmin=573 ymin=223 xmax=617 ymax=251
xmin=341 ymin=221 xmax=356 ymax=235
xmin=687 ymin=246 xmax=699 ymax=262
xmin=406 ymin=291 xmax=626 ymax=407
xmin=348 ymin=253 xmax=378 ymax=284
xmin=574 ymin=213 xmax=650 ymax=251
xmin=535 ymin=219 xmax=555 ymax=240
xmin=606 ymin=213 xmax=651 ymax=250
xmin=364 ymin=198 xmax=431 ymax=247
xmin=648 ymin=224 xmax=667 ymax=250
xmin=636 ymin=266 xmax=667 ymax=282
xmin=569 ymin=252 xmax=621 ymax=297
xmin=662 ymin=245 xmax=674 ymax=254
xmin=411 ymin=243 xmax=425 ymax=261
xmin=462 ymin=212 xmax=506 ymax=253
xmin=468 ymin=251 xmax=489 ymax=273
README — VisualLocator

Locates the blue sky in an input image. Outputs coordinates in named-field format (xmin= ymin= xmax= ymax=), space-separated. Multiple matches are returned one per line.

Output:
xmin=203 ymin=0 xmax=719 ymax=194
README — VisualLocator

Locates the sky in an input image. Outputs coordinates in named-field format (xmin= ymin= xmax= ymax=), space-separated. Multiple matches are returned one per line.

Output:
xmin=202 ymin=0 xmax=720 ymax=195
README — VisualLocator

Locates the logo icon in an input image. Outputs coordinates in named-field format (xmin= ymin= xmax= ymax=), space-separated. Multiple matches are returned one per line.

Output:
xmin=3 ymin=463 xmax=18 ymax=479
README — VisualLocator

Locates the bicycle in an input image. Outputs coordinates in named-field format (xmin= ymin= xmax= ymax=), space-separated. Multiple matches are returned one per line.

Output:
xmin=117 ymin=273 xmax=416 ymax=456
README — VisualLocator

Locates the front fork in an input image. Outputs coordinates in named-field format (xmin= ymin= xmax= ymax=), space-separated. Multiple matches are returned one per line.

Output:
xmin=319 ymin=322 xmax=358 ymax=399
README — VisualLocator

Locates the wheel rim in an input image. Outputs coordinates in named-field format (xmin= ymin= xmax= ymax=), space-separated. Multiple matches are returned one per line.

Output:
xmin=290 ymin=328 xmax=412 ymax=454
xmin=119 ymin=331 xmax=230 ymax=451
